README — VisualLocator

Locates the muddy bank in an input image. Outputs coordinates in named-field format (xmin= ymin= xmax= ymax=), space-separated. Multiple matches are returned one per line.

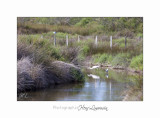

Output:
xmin=123 ymin=88 xmax=143 ymax=101
xmin=17 ymin=57 xmax=84 ymax=93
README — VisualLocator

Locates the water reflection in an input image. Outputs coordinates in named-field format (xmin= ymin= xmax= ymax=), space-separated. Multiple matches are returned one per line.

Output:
xmin=18 ymin=68 xmax=142 ymax=101
xmin=106 ymin=74 xmax=109 ymax=78
xmin=110 ymin=82 xmax=112 ymax=100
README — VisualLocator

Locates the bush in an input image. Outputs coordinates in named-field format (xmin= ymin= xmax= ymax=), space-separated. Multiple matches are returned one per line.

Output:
xmin=61 ymin=47 xmax=79 ymax=62
xmin=77 ymin=53 xmax=85 ymax=62
xmin=111 ymin=53 xmax=130 ymax=67
xmin=98 ymin=54 xmax=108 ymax=63
xmin=137 ymin=33 xmax=143 ymax=39
xmin=82 ymin=45 xmax=90 ymax=56
xmin=75 ymin=18 xmax=92 ymax=27
xmin=130 ymin=54 xmax=143 ymax=70
xmin=93 ymin=54 xmax=101 ymax=63
xmin=92 ymin=53 xmax=113 ymax=64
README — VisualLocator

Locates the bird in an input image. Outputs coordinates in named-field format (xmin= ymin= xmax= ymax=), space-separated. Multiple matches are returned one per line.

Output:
xmin=106 ymin=68 xmax=108 ymax=73
xmin=106 ymin=69 xmax=109 ymax=78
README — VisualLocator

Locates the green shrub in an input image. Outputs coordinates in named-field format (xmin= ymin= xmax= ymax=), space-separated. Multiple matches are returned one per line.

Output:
xmin=111 ymin=53 xmax=130 ymax=67
xmin=108 ymin=55 xmax=113 ymax=64
xmin=92 ymin=53 xmax=113 ymax=64
xmin=82 ymin=45 xmax=90 ymax=56
xmin=77 ymin=45 xmax=90 ymax=62
xmin=77 ymin=53 xmax=85 ymax=61
xmin=70 ymin=67 xmax=85 ymax=82
xmin=119 ymin=43 xmax=125 ymax=48
xmin=75 ymin=18 xmax=92 ymax=27
xmin=137 ymin=33 xmax=143 ymax=38
xmin=93 ymin=54 xmax=101 ymax=63
xmin=99 ymin=54 xmax=108 ymax=63
xmin=130 ymin=54 xmax=143 ymax=70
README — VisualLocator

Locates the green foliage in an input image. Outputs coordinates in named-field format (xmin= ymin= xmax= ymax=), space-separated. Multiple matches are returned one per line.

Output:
xmin=93 ymin=54 xmax=101 ymax=63
xmin=34 ymin=17 xmax=49 ymax=24
xmin=137 ymin=33 xmax=143 ymax=38
xmin=77 ymin=44 xmax=90 ymax=62
xmin=18 ymin=26 xmax=143 ymax=71
xmin=86 ymin=21 xmax=104 ymax=34
xmin=77 ymin=53 xmax=85 ymax=61
xmin=93 ymin=53 xmax=113 ymax=64
xmin=82 ymin=45 xmax=90 ymax=56
xmin=18 ymin=17 xmax=143 ymax=36
xmin=113 ymin=38 xmax=124 ymax=44
xmin=130 ymin=54 xmax=143 ymax=70
xmin=137 ymin=22 xmax=143 ymax=33
xmin=111 ymin=53 xmax=131 ymax=67
xmin=18 ymin=34 xmax=63 ymax=65
xmin=75 ymin=18 xmax=92 ymax=27
xmin=77 ymin=39 xmax=93 ymax=58
xmin=70 ymin=67 xmax=85 ymax=82
xmin=98 ymin=54 xmax=108 ymax=63
xmin=68 ymin=18 xmax=82 ymax=25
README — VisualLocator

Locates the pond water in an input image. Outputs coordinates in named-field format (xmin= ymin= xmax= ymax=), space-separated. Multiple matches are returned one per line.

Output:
xmin=18 ymin=68 xmax=142 ymax=101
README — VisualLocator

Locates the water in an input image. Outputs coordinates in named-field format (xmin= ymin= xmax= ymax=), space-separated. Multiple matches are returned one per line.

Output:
xmin=18 ymin=68 xmax=142 ymax=101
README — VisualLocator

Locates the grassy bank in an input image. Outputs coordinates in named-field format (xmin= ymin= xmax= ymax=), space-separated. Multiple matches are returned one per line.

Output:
xmin=18 ymin=31 xmax=143 ymax=71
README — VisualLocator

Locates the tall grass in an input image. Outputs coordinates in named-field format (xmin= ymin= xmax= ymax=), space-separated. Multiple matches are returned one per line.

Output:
xmin=18 ymin=23 xmax=93 ymax=35
xmin=18 ymin=31 xmax=143 ymax=70
xmin=93 ymin=53 xmax=113 ymax=64
xmin=111 ymin=53 xmax=131 ymax=67
xmin=18 ymin=35 xmax=63 ymax=66
xmin=130 ymin=54 xmax=143 ymax=70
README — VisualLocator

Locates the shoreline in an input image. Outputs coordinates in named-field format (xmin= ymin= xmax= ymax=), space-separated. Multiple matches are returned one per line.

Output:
xmin=78 ymin=61 xmax=143 ymax=75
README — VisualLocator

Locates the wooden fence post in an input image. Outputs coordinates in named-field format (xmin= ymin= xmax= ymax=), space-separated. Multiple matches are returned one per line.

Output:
xmin=110 ymin=36 xmax=112 ymax=49
xmin=53 ymin=32 xmax=56 ymax=46
xmin=66 ymin=35 xmax=68 ymax=46
xmin=125 ymin=36 xmax=127 ymax=48
xmin=95 ymin=35 xmax=98 ymax=47
xmin=78 ymin=35 xmax=80 ymax=42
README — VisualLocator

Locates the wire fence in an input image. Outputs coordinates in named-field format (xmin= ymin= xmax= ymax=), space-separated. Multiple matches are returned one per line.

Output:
xmin=44 ymin=34 xmax=143 ymax=49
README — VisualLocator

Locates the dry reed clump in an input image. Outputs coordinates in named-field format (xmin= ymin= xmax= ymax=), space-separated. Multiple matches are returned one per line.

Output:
xmin=17 ymin=39 xmax=34 ymax=60
xmin=17 ymin=38 xmax=54 ymax=66
xmin=17 ymin=57 xmax=48 ymax=92
xmin=61 ymin=47 xmax=79 ymax=64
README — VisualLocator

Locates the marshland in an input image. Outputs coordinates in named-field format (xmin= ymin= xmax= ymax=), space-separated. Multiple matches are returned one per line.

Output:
xmin=17 ymin=17 xmax=143 ymax=101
